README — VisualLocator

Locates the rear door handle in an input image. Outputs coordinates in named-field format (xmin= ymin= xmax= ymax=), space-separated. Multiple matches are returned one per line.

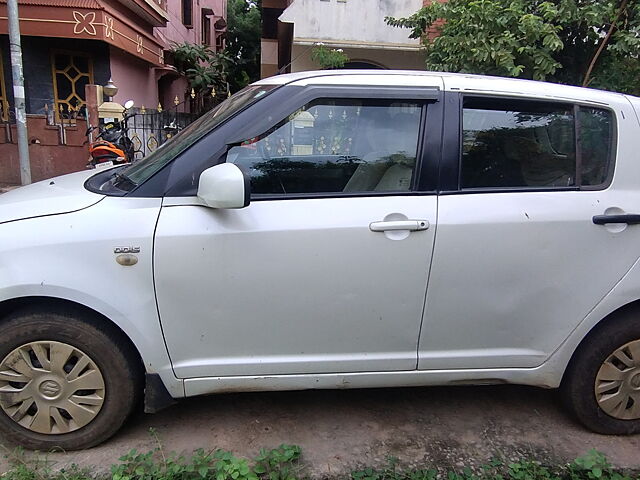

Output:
xmin=593 ymin=214 xmax=640 ymax=225
xmin=369 ymin=220 xmax=430 ymax=232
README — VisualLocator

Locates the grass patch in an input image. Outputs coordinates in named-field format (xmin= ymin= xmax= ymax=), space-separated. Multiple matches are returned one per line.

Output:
xmin=1 ymin=438 xmax=638 ymax=480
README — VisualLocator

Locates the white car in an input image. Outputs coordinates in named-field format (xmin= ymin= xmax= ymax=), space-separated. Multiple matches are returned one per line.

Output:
xmin=1 ymin=70 xmax=639 ymax=450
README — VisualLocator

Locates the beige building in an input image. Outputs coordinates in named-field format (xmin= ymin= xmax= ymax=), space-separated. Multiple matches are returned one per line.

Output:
xmin=261 ymin=0 xmax=426 ymax=78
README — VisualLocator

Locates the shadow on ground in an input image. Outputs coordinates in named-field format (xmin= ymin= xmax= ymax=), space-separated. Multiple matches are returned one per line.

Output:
xmin=2 ymin=385 xmax=639 ymax=475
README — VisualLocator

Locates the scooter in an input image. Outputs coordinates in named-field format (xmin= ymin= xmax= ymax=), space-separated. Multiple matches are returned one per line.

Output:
xmin=86 ymin=100 xmax=135 ymax=168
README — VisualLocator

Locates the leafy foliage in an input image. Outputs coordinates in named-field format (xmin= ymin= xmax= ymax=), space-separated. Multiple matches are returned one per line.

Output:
xmin=311 ymin=45 xmax=350 ymax=70
xmin=1 ymin=444 xmax=638 ymax=480
xmin=171 ymin=42 xmax=232 ymax=97
xmin=108 ymin=440 xmax=303 ymax=480
xmin=386 ymin=0 xmax=640 ymax=95
xmin=225 ymin=0 xmax=261 ymax=92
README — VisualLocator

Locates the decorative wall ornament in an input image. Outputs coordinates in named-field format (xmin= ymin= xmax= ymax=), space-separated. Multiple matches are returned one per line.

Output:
xmin=136 ymin=35 xmax=144 ymax=54
xmin=104 ymin=16 xmax=114 ymax=40
xmin=73 ymin=11 xmax=97 ymax=36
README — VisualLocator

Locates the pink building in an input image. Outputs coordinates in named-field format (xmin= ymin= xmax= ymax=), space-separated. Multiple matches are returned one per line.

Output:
xmin=0 ymin=0 xmax=227 ymax=184
xmin=112 ymin=0 xmax=228 ymax=110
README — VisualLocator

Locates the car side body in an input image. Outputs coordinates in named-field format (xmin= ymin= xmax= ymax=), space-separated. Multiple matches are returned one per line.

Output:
xmin=1 ymin=70 xmax=640 ymax=448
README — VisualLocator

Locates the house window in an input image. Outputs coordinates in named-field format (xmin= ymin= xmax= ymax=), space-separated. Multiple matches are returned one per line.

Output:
xmin=182 ymin=0 xmax=193 ymax=27
xmin=51 ymin=51 xmax=93 ymax=121
xmin=202 ymin=11 xmax=211 ymax=45
xmin=215 ymin=33 xmax=224 ymax=51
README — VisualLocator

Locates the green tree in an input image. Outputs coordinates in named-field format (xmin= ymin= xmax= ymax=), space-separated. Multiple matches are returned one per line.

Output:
xmin=311 ymin=44 xmax=350 ymax=69
xmin=386 ymin=0 xmax=640 ymax=95
xmin=171 ymin=42 xmax=231 ymax=96
xmin=225 ymin=0 xmax=261 ymax=92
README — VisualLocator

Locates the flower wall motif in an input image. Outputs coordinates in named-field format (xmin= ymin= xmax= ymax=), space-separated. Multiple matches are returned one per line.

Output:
xmin=73 ymin=11 xmax=97 ymax=36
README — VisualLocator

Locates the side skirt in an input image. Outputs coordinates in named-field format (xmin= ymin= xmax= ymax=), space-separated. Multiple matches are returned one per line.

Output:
xmin=183 ymin=366 xmax=560 ymax=398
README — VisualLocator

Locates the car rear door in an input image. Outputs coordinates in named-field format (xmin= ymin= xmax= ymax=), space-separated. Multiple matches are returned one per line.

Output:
xmin=419 ymin=90 xmax=640 ymax=370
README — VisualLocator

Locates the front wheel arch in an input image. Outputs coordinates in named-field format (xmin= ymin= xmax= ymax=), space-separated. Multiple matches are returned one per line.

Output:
xmin=0 ymin=296 xmax=144 ymax=379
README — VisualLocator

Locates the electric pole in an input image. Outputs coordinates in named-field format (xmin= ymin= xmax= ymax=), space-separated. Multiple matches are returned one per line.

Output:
xmin=7 ymin=0 xmax=31 ymax=185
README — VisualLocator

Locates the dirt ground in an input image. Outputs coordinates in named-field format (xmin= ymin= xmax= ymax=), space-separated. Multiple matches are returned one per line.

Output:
xmin=1 ymin=385 xmax=639 ymax=476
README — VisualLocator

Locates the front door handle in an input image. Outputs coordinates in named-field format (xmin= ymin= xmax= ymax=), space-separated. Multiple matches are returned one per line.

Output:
xmin=369 ymin=220 xmax=430 ymax=232
xmin=593 ymin=214 xmax=640 ymax=225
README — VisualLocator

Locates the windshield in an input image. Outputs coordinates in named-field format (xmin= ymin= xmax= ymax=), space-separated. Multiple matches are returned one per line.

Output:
xmin=114 ymin=85 xmax=277 ymax=191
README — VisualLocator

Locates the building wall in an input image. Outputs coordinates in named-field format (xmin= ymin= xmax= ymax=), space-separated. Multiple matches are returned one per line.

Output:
xmin=0 ymin=36 xmax=110 ymax=115
xmin=110 ymin=47 xmax=160 ymax=108
xmin=155 ymin=0 xmax=226 ymax=48
xmin=263 ymin=0 xmax=425 ymax=77
xmin=0 ymin=117 xmax=89 ymax=184
xmin=289 ymin=45 xmax=425 ymax=73
xmin=279 ymin=0 xmax=423 ymax=47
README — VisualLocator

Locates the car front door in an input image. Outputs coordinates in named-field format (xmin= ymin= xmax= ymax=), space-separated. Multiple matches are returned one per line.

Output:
xmin=154 ymin=87 xmax=442 ymax=379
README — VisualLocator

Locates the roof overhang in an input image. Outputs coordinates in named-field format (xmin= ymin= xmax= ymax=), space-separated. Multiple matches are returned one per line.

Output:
xmin=0 ymin=0 xmax=166 ymax=66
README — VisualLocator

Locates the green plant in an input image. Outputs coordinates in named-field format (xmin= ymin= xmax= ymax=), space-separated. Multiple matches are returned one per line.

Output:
xmin=253 ymin=444 xmax=302 ymax=480
xmin=170 ymin=42 xmax=232 ymax=98
xmin=508 ymin=460 xmax=559 ymax=480
xmin=386 ymin=0 xmax=640 ymax=95
xmin=225 ymin=0 xmax=261 ymax=92
xmin=2 ymin=447 xmax=91 ymax=480
xmin=565 ymin=450 xmax=632 ymax=480
xmin=109 ymin=433 xmax=302 ymax=480
xmin=310 ymin=45 xmax=350 ymax=70
xmin=352 ymin=456 xmax=438 ymax=480
xmin=1 ymin=443 xmax=639 ymax=480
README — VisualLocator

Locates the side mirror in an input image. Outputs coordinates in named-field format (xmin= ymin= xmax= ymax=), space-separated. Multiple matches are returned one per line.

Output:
xmin=197 ymin=163 xmax=250 ymax=209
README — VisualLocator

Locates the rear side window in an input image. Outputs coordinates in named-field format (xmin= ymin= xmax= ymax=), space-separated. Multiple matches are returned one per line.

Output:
xmin=461 ymin=97 xmax=613 ymax=190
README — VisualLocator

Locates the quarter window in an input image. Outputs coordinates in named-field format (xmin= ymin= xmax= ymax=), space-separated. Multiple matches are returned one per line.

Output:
xmin=227 ymin=99 xmax=423 ymax=196
xmin=461 ymin=97 xmax=613 ymax=190
xmin=580 ymin=107 xmax=613 ymax=186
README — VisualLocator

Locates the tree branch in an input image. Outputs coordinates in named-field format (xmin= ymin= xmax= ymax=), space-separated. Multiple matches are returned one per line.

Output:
xmin=583 ymin=0 xmax=629 ymax=87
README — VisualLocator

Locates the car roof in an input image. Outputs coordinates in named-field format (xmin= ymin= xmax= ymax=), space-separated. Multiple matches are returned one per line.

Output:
xmin=254 ymin=70 xmax=634 ymax=106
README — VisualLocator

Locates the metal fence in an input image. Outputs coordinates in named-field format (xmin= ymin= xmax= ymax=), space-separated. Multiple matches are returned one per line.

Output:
xmin=126 ymin=95 xmax=216 ymax=159
xmin=0 ymin=93 xmax=217 ymax=155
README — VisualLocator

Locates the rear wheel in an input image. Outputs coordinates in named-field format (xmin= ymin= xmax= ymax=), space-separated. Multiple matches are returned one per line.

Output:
xmin=562 ymin=313 xmax=640 ymax=434
xmin=0 ymin=309 xmax=140 ymax=450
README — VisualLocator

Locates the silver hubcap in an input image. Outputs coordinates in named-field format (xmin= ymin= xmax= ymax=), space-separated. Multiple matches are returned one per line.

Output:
xmin=0 ymin=341 xmax=105 ymax=434
xmin=595 ymin=339 xmax=640 ymax=420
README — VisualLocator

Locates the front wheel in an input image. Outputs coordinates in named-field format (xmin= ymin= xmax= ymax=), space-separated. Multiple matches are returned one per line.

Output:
xmin=0 ymin=309 xmax=141 ymax=450
xmin=561 ymin=312 xmax=640 ymax=434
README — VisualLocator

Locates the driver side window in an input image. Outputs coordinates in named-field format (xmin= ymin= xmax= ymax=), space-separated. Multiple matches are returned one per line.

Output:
xmin=226 ymin=98 xmax=423 ymax=196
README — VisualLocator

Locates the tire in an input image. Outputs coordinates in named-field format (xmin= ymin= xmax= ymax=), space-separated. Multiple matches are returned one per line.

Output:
xmin=561 ymin=311 xmax=640 ymax=435
xmin=0 ymin=307 xmax=141 ymax=450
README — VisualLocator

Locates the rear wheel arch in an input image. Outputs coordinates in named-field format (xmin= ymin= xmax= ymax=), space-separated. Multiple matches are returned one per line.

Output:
xmin=563 ymin=298 xmax=640 ymax=381
xmin=560 ymin=299 xmax=640 ymax=433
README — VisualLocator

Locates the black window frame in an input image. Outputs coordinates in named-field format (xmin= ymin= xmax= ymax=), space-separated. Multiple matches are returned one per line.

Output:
xmin=439 ymin=93 xmax=617 ymax=194
xmin=132 ymin=84 xmax=443 ymax=199
xmin=182 ymin=0 xmax=193 ymax=28
xmin=201 ymin=11 xmax=211 ymax=45
xmin=235 ymin=98 xmax=429 ymax=200
xmin=236 ymin=87 xmax=441 ymax=201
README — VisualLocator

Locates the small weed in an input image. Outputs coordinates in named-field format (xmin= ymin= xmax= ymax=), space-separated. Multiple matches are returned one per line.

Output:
xmin=2 ymin=447 xmax=90 ymax=480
